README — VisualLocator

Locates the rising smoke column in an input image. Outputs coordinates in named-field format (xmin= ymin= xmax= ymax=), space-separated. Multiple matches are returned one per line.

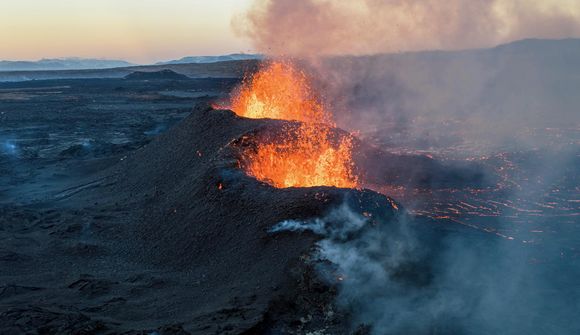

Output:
xmin=234 ymin=0 xmax=580 ymax=58
xmin=270 ymin=203 xmax=463 ymax=334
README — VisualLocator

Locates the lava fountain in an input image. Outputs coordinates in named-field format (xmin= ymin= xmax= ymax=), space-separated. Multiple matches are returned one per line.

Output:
xmin=231 ymin=61 xmax=330 ymax=124
xmin=229 ymin=61 xmax=358 ymax=189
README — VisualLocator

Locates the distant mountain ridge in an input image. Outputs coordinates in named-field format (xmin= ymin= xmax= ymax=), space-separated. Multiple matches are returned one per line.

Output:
xmin=156 ymin=53 xmax=262 ymax=65
xmin=0 ymin=38 xmax=578 ymax=83
xmin=0 ymin=58 xmax=134 ymax=71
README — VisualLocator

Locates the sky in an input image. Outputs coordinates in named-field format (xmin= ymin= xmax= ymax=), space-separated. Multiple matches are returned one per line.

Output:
xmin=0 ymin=0 xmax=254 ymax=64
xmin=1 ymin=0 xmax=579 ymax=64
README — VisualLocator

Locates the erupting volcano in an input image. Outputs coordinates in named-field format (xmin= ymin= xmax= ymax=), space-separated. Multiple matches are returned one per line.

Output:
xmin=228 ymin=61 xmax=358 ymax=189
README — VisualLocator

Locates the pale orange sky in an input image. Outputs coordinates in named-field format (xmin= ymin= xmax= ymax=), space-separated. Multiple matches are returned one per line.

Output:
xmin=1 ymin=0 xmax=579 ymax=64
xmin=0 ymin=0 xmax=255 ymax=64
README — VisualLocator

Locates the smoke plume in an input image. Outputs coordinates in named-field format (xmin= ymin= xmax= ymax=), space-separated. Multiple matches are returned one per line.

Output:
xmin=233 ymin=0 xmax=580 ymax=151
xmin=234 ymin=0 xmax=580 ymax=57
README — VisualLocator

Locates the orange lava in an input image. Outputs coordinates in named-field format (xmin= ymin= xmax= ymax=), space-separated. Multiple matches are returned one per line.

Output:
xmin=231 ymin=61 xmax=330 ymax=124
xmin=244 ymin=124 xmax=358 ymax=188
xmin=230 ymin=61 xmax=358 ymax=189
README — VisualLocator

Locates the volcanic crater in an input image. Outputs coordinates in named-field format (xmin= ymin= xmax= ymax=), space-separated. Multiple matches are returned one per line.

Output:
xmin=64 ymin=102 xmax=424 ymax=333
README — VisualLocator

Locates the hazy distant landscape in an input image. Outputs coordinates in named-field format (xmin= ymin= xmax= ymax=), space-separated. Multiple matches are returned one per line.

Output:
xmin=0 ymin=58 xmax=135 ymax=71
xmin=2 ymin=39 xmax=579 ymax=132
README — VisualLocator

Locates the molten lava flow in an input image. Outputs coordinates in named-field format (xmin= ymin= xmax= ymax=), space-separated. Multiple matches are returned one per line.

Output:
xmin=230 ymin=60 xmax=359 ymax=189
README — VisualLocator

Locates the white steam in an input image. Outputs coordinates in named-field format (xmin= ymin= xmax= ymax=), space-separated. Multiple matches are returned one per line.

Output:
xmin=270 ymin=198 xmax=580 ymax=334
xmin=270 ymin=203 xmax=450 ymax=334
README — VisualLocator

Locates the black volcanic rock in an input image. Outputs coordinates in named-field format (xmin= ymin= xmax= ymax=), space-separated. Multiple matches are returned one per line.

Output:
xmin=55 ymin=103 xmax=407 ymax=333
xmin=124 ymin=69 xmax=190 ymax=81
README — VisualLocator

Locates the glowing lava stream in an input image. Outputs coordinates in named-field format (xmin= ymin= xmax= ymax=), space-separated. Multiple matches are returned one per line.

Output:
xmin=229 ymin=60 xmax=358 ymax=189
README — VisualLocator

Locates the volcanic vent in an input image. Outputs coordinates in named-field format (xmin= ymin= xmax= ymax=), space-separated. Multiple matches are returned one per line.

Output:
xmin=223 ymin=60 xmax=358 ymax=189
xmin=82 ymin=99 xmax=403 ymax=332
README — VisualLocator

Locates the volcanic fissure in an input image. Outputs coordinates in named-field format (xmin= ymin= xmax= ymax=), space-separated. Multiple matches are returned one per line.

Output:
xmin=225 ymin=60 xmax=359 ymax=189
